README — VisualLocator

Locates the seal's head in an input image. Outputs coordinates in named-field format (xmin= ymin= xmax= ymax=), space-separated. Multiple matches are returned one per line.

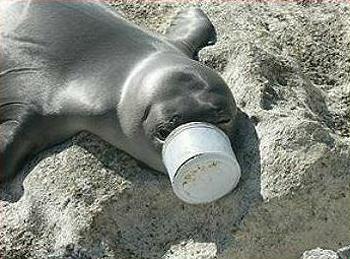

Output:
xmin=118 ymin=54 xmax=237 ymax=172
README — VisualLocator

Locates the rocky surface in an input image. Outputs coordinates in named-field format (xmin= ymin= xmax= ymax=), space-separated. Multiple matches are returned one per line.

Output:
xmin=301 ymin=248 xmax=339 ymax=259
xmin=301 ymin=246 xmax=350 ymax=259
xmin=337 ymin=246 xmax=350 ymax=259
xmin=1 ymin=2 xmax=350 ymax=259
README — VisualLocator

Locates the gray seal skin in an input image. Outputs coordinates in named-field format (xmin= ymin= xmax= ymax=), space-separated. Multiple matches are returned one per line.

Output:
xmin=0 ymin=0 xmax=237 ymax=182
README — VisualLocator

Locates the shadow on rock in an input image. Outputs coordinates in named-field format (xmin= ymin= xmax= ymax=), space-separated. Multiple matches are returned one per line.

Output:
xmin=0 ymin=141 xmax=75 ymax=203
xmin=67 ymin=110 xmax=262 ymax=258
xmin=0 ymin=110 xmax=261 ymax=259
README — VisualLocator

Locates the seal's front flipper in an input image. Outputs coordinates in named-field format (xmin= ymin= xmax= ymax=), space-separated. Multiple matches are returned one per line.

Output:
xmin=165 ymin=8 xmax=217 ymax=60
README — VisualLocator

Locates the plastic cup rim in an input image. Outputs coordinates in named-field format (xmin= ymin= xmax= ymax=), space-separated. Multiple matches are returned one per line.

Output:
xmin=172 ymin=151 xmax=238 ymax=178
xmin=162 ymin=121 xmax=230 ymax=157
xmin=172 ymin=153 xmax=241 ymax=204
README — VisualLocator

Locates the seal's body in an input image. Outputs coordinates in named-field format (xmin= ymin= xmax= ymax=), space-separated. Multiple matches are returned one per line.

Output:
xmin=0 ymin=0 xmax=237 ymax=182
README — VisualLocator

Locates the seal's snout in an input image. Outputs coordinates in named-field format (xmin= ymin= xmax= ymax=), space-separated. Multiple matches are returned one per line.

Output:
xmin=140 ymin=58 xmax=238 ymax=153
xmin=144 ymin=87 xmax=237 ymax=149
xmin=151 ymin=105 xmax=235 ymax=150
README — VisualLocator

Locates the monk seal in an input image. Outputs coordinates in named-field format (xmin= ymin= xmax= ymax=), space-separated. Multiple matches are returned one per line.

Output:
xmin=0 ymin=0 xmax=237 ymax=182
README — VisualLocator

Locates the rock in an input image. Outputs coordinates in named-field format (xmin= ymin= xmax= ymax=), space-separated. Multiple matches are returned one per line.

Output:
xmin=337 ymin=246 xmax=350 ymax=259
xmin=301 ymin=248 xmax=339 ymax=259
xmin=1 ymin=2 xmax=350 ymax=259
xmin=300 ymin=246 xmax=350 ymax=259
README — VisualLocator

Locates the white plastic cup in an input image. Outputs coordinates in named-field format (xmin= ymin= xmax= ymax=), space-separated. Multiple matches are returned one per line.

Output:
xmin=162 ymin=122 xmax=241 ymax=204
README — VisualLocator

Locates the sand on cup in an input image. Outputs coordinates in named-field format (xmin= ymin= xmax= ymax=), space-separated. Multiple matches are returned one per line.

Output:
xmin=162 ymin=122 xmax=241 ymax=204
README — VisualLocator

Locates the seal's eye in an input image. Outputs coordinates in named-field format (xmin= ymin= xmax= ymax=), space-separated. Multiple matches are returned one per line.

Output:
xmin=142 ymin=105 xmax=151 ymax=121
